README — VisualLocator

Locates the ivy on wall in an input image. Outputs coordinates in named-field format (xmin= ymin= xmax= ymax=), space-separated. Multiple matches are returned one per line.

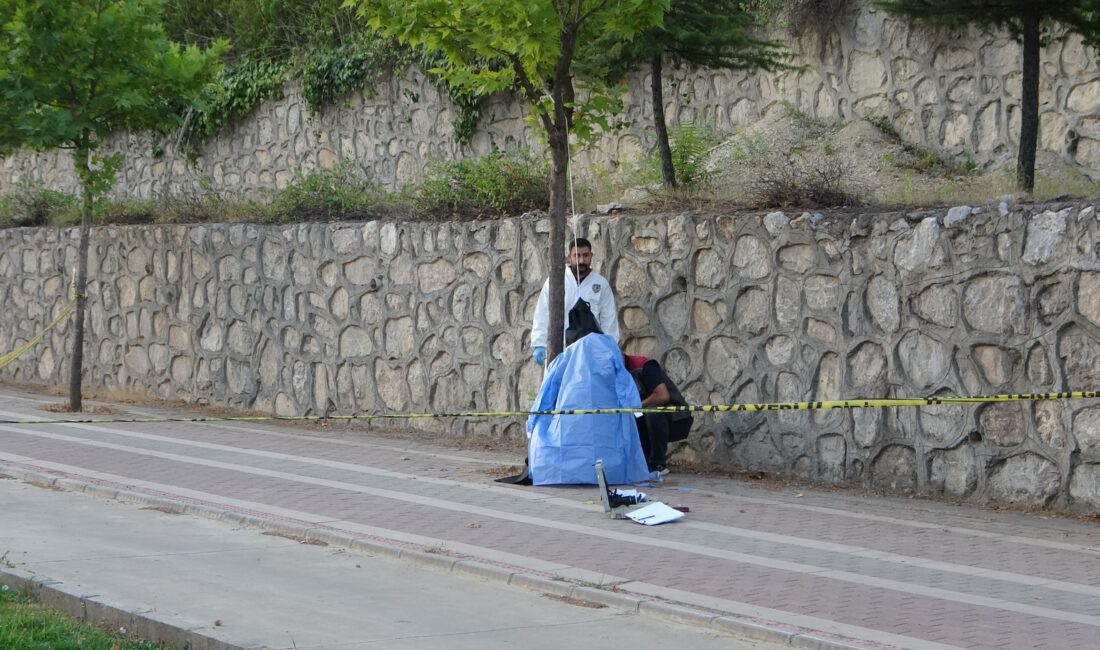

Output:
xmin=300 ymin=36 xmax=399 ymax=110
xmin=179 ymin=36 xmax=488 ymax=147
xmin=162 ymin=0 xmax=831 ymax=151
xmin=165 ymin=0 xmax=489 ymax=148
xmin=190 ymin=57 xmax=289 ymax=140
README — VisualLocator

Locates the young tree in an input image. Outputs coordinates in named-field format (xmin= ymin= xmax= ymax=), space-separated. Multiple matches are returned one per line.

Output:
xmin=352 ymin=0 xmax=667 ymax=364
xmin=598 ymin=0 xmax=793 ymax=188
xmin=0 ymin=0 xmax=222 ymax=411
xmin=874 ymin=0 xmax=1100 ymax=194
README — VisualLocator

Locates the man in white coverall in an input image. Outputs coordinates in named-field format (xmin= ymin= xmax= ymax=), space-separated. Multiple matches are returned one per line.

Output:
xmin=530 ymin=237 xmax=619 ymax=366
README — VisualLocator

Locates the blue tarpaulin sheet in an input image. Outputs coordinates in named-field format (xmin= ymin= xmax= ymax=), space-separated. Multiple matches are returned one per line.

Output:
xmin=526 ymin=334 xmax=650 ymax=486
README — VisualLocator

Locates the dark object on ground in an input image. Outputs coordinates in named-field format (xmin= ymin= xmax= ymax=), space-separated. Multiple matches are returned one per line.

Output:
xmin=494 ymin=463 xmax=532 ymax=485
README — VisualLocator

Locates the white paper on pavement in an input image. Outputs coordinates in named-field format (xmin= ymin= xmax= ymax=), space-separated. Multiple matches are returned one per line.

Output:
xmin=625 ymin=502 xmax=685 ymax=526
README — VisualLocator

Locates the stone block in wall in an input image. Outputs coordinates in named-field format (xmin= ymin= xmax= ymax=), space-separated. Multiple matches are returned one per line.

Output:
xmin=979 ymin=403 xmax=1027 ymax=446
xmin=1067 ymin=80 xmax=1100 ymax=115
xmin=693 ymin=249 xmax=723 ymax=289
xmin=774 ymin=277 xmax=802 ymax=330
xmin=847 ymin=342 xmax=886 ymax=392
xmin=1037 ymin=275 xmax=1074 ymax=324
xmin=898 ymin=330 xmax=951 ymax=389
xmin=1075 ymin=407 xmax=1100 ymax=459
xmin=1076 ymin=138 xmax=1100 ymax=171
xmin=1069 ymin=463 xmax=1100 ymax=509
xmin=987 ymin=453 xmax=1061 ymax=506
xmin=894 ymin=218 xmax=941 ymax=273
xmin=971 ymin=345 xmax=1020 ymax=387
xmin=777 ymin=244 xmax=816 ymax=274
xmin=657 ymin=293 xmax=689 ymax=339
xmin=866 ymin=274 xmax=899 ymax=333
xmin=804 ymin=275 xmax=839 ymax=312
xmin=919 ymin=401 xmax=968 ymax=446
xmin=1026 ymin=345 xmax=1054 ymax=388
xmin=928 ymin=446 xmax=978 ymax=497
xmin=1033 ymin=401 xmax=1069 ymax=452
xmin=733 ymin=235 xmax=770 ymax=279
xmin=962 ymin=273 xmax=1027 ymax=335
xmin=1079 ymin=272 xmax=1100 ymax=328
xmin=1023 ymin=209 xmax=1070 ymax=265
xmin=692 ymin=299 xmax=722 ymax=334
xmin=1059 ymin=325 xmax=1100 ymax=388
xmin=910 ymin=281 xmax=963 ymax=327
xmin=870 ymin=445 xmax=917 ymax=492
xmin=734 ymin=287 xmax=770 ymax=336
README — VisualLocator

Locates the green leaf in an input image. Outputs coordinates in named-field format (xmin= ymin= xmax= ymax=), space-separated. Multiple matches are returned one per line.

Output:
xmin=0 ymin=0 xmax=222 ymax=197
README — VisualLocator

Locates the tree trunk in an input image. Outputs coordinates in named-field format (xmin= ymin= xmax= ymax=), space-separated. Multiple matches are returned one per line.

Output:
xmin=547 ymin=128 xmax=568 ymax=363
xmin=541 ymin=20 xmax=583 ymax=366
xmin=651 ymin=54 xmax=676 ymax=189
xmin=68 ymin=144 xmax=93 ymax=412
xmin=1017 ymin=9 xmax=1040 ymax=194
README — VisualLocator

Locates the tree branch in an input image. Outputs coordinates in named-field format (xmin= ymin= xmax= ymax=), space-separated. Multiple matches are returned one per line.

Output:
xmin=506 ymin=52 xmax=547 ymax=105
xmin=579 ymin=0 xmax=614 ymax=24
xmin=506 ymin=53 xmax=554 ymax=133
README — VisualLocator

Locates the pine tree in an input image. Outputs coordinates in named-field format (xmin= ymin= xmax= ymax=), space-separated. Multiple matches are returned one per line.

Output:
xmin=875 ymin=0 xmax=1100 ymax=194
xmin=595 ymin=0 xmax=793 ymax=188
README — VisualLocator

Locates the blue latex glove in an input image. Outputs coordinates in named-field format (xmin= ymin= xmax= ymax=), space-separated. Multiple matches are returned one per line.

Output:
xmin=533 ymin=346 xmax=547 ymax=366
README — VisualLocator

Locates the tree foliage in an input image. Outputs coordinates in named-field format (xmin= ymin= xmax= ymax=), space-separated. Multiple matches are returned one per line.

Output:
xmin=597 ymin=0 xmax=793 ymax=187
xmin=353 ymin=0 xmax=666 ymax=141
xmin=602 ymin=0 xmax=790 ymax=79
xmin=875 ymin=0 xmax=1100 ymax=40
xmin=0 ymin=0 xmax=221 ymax=410
xmin=162 ymin=1 xmax=488 ymax=144
xmin=352 ymin=0 xmax=668 ymax=362
xmin=875 ymin=0 xmax=1100 ymax=193
xmin=163 ymin=0 xmax=359 ymax=59
xmin=0 ymin=0 xmax=221 ymax=152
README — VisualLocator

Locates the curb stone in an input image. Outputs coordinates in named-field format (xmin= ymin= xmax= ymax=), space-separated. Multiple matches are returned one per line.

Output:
xmin=0 ymin=569 xmax=255 ymax=650
xmin=1 ymin=464 xmax=889 ymax=650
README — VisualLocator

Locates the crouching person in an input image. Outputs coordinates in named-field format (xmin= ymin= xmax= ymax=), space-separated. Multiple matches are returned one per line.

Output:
xmin=624 ymin=354 xmax=693 ymax=476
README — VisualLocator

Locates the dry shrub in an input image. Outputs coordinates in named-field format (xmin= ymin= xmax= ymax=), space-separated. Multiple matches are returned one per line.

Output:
xmin=785 ymin=0 xmax=855 ymax=34
xmin=750 ymin=153 xmax=861 ymax=209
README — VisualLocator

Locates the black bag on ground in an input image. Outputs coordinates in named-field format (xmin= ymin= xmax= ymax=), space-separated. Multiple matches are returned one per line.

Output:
xmin=565 ymin=298 xmax=602 ymax=346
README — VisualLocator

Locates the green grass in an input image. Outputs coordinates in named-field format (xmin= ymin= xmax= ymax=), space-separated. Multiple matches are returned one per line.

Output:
xmin=865 ymin=114 xmax=899 ymax=140
xmin=881 ymin=165 xmax=1100 ymax=209
xmin=3 ymin=142 xmax=1098 ymax=229
xmin=638 ymin=121 xmax=722 ymax=191
xmin=263 ymin=164 xmax=397 ymax=223
xmin=0 ymin=148 xmax=549 ymax=229
xmin=0 ymin=184 xmax=81 ymax=228
xmin=0 ymin=584 xmax=175 ymax=650
xmin=415 ymin=148 xmax=549 ymax=218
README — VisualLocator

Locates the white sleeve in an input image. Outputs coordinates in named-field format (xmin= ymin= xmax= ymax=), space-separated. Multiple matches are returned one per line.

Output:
xmin=600 ymin=283 xmax=620 ymax=343
xmin=531 ymin=279 xmax=550 ymax=349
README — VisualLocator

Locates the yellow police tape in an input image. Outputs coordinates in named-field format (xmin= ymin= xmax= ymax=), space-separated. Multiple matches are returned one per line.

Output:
xmin=0 ymin=390 xmax=1095 ymax=426
xmin=0 ymin=300 xmax=76 ymax=373
xmin=0 ymin=270 xmax=77 ymax=373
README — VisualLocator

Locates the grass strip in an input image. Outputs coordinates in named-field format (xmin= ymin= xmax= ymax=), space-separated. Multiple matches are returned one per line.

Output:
xmin=0 ymin=584 xmax=175 ymax=650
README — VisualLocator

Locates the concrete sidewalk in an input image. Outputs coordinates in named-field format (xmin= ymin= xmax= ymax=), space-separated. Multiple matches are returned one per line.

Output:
xmin=1 ymin=385 xmax=1098 ymax=650
xmin=0 ymin=477 xmax=781 ymax=650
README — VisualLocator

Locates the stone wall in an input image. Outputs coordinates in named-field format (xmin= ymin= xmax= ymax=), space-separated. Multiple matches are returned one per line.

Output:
xmin=2 ymin=3 xmax=1099 ymax=199
xmin=2 ymin=202 xmax=1100 ymax=510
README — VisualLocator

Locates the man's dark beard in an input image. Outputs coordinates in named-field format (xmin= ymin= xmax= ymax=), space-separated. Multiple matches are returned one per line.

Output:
xmin=571 ymin=263 xmax=590 ymax=277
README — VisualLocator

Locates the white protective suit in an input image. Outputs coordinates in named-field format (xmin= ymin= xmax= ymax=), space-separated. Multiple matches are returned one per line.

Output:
xmin=530 ymin=270 xmax=619 ymax=350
